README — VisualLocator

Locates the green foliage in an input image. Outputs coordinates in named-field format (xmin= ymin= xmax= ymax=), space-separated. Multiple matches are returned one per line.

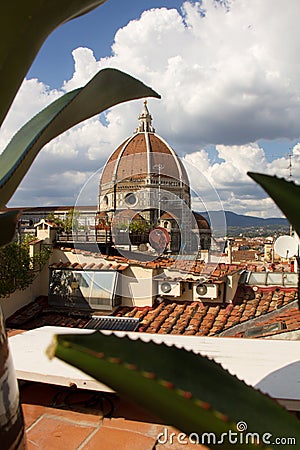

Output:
xmin=248 ymin=172 xmax=300 ymax=306
xmin=0 ymin=210 xmax=21 ymax=247
xmin=46 ymin=213 xmax=65 ymax=231
xmin=47 ymin=208 xmax=80 ymax=233
xmin=114 ymin=219 xmax=152 ymax=233
xmin=65 ymin=209 xmax=80 ymax=232
xmin=0 ymin=0 xmax=108 ymax=128
xmin=0 ymin=237 xmax=51 ymax=297
xmin=129 ymin=220 xmax=152 ymax=233
xmin=248 ymin=172 xmax=300 ymax=237
xmin=51 ymin=332 xmax=300 ymax=449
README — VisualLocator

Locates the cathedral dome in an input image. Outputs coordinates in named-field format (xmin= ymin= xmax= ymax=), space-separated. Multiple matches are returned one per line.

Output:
xmin=193 ymin=212 xmax=210 ymax=230
xmin=100 ymin=100 xmax=189 ymax=187
xmin=97 ymin=101 xmax=211 ymax=255
xmin=98 ymin=101 xmax=191 ymax=246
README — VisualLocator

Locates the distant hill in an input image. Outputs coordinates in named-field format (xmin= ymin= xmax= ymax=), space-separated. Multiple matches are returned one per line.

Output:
xmin=199 ymin=210 xmax=288 ymax=227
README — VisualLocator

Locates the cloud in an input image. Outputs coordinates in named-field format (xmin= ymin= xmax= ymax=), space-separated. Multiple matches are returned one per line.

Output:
xmin=0 ymin=78 xmax=62 ymax=150
xmin=2 ymin=0 xmax=300 ymax=219
xmin=184 ymin=140 xmax=300 ymax=217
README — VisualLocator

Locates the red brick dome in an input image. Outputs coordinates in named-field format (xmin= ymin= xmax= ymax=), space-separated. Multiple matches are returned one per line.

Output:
xmin=100 ymin=101 xmax=189 ymax=186
xmin=193 ymin=212 xmax=210 ymax=230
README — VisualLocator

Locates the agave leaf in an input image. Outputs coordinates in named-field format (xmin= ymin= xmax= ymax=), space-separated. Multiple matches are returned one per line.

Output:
xmin=0 ymin=68 xmax=160 ymax=208
xmin=0 ymin=0 xmax=108 ymax=127
xmin=0 ymin=210 xmax=21 ymax=246
xmin=50 ymin=332 xmax=300 ymax=449
xmin=248 ymin=172 xmax=300 ymax=236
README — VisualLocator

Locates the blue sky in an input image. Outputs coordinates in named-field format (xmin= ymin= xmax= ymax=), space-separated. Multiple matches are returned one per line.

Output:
xmin=3 ymin=0 xmax=300 ymax=218
xmin=28 ymin=0 xmax=185 ymax=89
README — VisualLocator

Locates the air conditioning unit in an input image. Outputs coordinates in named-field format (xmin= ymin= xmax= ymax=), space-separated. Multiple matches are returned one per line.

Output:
xmin=158 ymin=280 xmax=182 ymax=297
xmin=193 ymin=283 xmax=221 ymax=300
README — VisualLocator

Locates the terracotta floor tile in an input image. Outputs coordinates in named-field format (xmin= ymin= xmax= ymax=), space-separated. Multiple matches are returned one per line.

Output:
xmin=113 ymin=397 xmax=162 ymax=423
xmin=155 ymin=443 xmax=208 ymax=450
xmin=45 ymin=406 xmax=102 ymax=424
xmin=26 ymin=416 xmax=95 ymax=450
xmin=81 ymin=427 xmax=156 ymax=450
xmin=21 ymin=404 xmax=46 ymax=429
xmin=23 ymin=403 xmax=102 ymax=427
xmin=102 ymin=417 xmax=162 ymax=437
xmin=154 ymin=425 xmax=208 ymax=449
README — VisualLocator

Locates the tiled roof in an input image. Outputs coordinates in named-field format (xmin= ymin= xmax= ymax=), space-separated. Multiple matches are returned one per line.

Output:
xmin=6 ymin=286 xmax=299 ymax=338
xmin=160 ymin=211 xmax=178 ymax=220
xmin=232 ymin=249 xmax=257 ymax=262
xmin=114 ymin=286 xmax=298 ymax=337
xmin=61 ymin=247 xmax=246 ymax=276
xmin=49 ymin=260 xmax=128 ymax=272
xmin=106 ymin=256 xmax=243 ymax=277
xmin=6 ymin=297 xmax=91 ymax=330
xmin=221 ymin=300 xmax=300 ymax=338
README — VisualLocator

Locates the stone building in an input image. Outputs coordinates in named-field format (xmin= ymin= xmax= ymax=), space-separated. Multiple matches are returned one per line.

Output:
xmin=98 ymin=101 xmax=210 ymax=254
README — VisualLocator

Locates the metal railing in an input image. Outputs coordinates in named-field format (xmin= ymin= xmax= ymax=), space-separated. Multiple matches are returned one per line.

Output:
xmin=56 ymin=230 xmax=112 ymax=244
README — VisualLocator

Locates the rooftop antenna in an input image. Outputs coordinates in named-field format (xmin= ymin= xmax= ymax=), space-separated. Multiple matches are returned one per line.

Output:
xmin=287 ymin=149 xmax=293 ymax=180
xmin=286 ymin=148 xmax=297 ymax=236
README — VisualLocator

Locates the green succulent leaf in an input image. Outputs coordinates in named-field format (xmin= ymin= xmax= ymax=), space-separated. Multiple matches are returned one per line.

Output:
xmin=0 ymin=210 xmax=21 ymax=246
xmin=248 ymin=172 xmax=300 ymax=236
xmin=50 ymin=331 xmax=300 ymax=449
xmin=0 ymin=0 xmax=108 ymax=127
xmin=0 ymin=68 xmax=160 ymax=208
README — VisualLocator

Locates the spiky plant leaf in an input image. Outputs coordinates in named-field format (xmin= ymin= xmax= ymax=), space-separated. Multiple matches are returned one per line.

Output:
xmin=0 ymin=0 xmax=108 ymax=127
xmin=248 ymin=172 xmax=300 ymax=236
xmin=0 ymin=210 xmax=21 ymax=246
xmin=50 ymin=331 xmax=300 ymax=449
xmin=0 ymin=68 xmax=160 ymax=208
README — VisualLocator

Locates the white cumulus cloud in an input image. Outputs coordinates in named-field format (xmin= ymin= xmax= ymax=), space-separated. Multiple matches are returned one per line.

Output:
xmin=2 ymin=0 xmax=300 ymax=219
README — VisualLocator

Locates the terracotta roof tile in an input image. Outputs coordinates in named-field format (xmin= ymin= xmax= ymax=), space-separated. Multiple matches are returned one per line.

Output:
xmin=6 ymin=273 xmax=299 ymax=339
xmin=113 ymin=286 xmax=298 ymax=337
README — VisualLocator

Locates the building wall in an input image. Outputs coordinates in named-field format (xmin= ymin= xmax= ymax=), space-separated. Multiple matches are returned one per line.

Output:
xmin=53 ymin=249 xmax=160 ymax=307
xmin=121 ymin=265 xmax=161 ymax=307
xmin=0 ymin=264 xmax=49 ymax=319
xmin=225 ymin=271 xmax=241 ymax=303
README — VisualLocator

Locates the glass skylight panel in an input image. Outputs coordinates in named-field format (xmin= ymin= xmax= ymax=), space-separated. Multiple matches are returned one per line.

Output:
xmin=247 ymin=272 xmax=267 ymax=285
xmin=49 ymin=269 xmax=118 ymax=309
xmin=283 ymin=273 xmax=298 ymax=286
xmin=91 ymin=272 xmax=118 ymax=301
xmin=245 ymin=271 xmax=298 ymax=287
xmin=266 ymin=272 xmax=284 ymax=286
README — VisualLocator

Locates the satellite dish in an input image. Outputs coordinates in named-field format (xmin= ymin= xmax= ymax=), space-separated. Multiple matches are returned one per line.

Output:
xmin=274 ymin=235 xmax=298 ymax=259
xmin=196 ymin=284 xmax=208 ymax=296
